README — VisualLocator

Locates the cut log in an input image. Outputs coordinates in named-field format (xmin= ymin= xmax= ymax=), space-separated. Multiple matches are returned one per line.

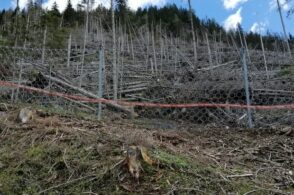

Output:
xmin=42 ymin=74 xmax=136 ymax=117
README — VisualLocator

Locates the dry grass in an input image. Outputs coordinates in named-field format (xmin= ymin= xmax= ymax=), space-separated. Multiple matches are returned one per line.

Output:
xmin=0 ymin=104 xmax=293 ymax=194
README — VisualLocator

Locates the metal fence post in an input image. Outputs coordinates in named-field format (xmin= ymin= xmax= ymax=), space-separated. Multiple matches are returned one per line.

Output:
xmin=15 ymin=59 xmax=23 ymax=102
xmin=41 ymin=26 xmax=47 ymax=66
xmin=97 ymin=46 xmax=105 ymax=120
xmin=67 ymin=33 xmax=72 ymax=68
xmin=241 ymin=48 xmax=253 ymax=128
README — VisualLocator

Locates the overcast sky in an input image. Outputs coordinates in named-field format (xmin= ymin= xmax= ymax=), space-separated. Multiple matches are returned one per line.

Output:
xmin=0 ymin=0 xmax=293 ymax=35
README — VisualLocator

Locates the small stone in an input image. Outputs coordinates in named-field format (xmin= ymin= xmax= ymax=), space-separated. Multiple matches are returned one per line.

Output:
xmin=281 ymin=126 xmax=291 ymax=133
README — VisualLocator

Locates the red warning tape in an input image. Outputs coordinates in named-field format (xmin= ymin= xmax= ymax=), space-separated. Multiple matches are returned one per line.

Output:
xmin=1 ymin=81 xmax=294 ymax=110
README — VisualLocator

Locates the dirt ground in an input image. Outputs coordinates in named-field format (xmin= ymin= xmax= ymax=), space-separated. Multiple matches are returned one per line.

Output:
xmin=0 ymin=103 xmax=294 ymax=194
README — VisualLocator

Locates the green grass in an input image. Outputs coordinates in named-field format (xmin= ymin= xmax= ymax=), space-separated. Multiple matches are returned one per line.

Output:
xmin=278 ymin=66 xmax=294 ymax=76
xmin=153 ymin=150 xmax=190 ymax=169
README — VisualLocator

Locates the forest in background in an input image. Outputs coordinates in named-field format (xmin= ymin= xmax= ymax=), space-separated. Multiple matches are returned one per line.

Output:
xmin=0 ymin=0 xmax=293 ymax=50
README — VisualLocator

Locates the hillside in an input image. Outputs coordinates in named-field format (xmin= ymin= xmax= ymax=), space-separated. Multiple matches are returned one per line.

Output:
xmin=0 ymin=104 xmax=294 ymax=194
xmin=0 ymin=1 xmax=294 ymax=194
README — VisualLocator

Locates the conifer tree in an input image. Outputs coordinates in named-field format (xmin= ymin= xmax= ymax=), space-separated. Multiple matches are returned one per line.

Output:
xmin=115 ymin=0 xmax=128 ymax=23
xmin=51 ymin=2 xmax=60 ymax=17
xmin=64 ymin=0 xmax=76 ymax=26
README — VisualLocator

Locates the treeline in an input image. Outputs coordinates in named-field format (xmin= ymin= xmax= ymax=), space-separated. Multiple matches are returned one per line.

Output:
xmin=0 ymin=0 xmax=292 ymax=50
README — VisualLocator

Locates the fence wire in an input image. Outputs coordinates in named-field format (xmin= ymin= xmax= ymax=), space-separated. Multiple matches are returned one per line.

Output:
xmin=0 ymin=44 xmax=293 ymax=128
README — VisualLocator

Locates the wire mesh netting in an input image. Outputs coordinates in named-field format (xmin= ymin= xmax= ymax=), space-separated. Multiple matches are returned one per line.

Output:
xmin=0 ymin=36 xmax=293 ymax=128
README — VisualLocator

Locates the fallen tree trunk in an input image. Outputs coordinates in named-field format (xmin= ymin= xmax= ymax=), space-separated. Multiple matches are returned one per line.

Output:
xmin=42 ymin=74 xmax=136 ymax=117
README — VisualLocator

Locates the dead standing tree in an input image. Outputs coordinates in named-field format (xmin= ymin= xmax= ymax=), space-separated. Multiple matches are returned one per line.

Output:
xmin=188 ymin=0 xmax=198 ymax=65
xmin=277 ymin=0 xmax=292 ymax=58
xmin=79 ymin=0 xmax=90 ymax=87
xmin=111 ymin=0 xmax=118 ymax=101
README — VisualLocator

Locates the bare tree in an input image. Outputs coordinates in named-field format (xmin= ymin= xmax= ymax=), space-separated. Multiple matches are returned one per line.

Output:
xmin=277 ymin=0 xmax=292 ymax=57
xmin=111 ymin=0 xmax=118 ymax=100
xmin=79 ymin=0 xmax=90 ymax=87
xmin=188 ymin=0 xmax=198 ymax=65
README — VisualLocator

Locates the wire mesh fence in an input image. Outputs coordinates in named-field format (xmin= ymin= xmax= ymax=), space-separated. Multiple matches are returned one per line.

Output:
xmin=0 ymin=42 xmax=293 ymax=128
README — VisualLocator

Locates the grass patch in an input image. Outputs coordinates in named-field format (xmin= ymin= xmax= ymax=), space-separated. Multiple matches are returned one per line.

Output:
xmin=153 ymin=150 xmax=190 ymax=169
xmin=26 ymin=145 xmax=47 ymax=159
xmin=278 ymin=66 xmax=294 ymax=76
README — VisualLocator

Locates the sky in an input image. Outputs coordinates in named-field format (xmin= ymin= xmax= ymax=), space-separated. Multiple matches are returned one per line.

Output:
xmin=1 ymin=0 xmax=293 ymax=35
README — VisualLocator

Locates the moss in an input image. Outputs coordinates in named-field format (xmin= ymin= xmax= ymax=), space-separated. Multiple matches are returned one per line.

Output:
xmin=153 ymin=150 xmax=190 ymax=169
xmin=0 ymin=171 xmax=21 ymax=194
xmin=26 ymin=145 xmax=46 ymax=159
